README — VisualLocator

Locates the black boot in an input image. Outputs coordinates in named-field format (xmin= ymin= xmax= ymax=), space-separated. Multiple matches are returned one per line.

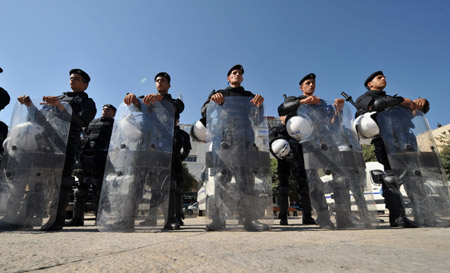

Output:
xmin=163 ymin=185 xmax=179 ymax=231
xmin=391 ymin=216 xmax=418 ymax=228
xmin=302 ymin=213 xmax=316 ymax=225
xmin=279 ymin=213 xmax=288 ymax=225
xmin=65 ymin=218 xmax=84 ymax=227
xmin=66 ymin=199 xmax=85 ymax=227
xmin=278 ymin=190 xmax=289 ymax=226
xmin=163 ymin=221 xmax=181 ymax=230
xmin=66 ymin=187 xmax=87 ymax=226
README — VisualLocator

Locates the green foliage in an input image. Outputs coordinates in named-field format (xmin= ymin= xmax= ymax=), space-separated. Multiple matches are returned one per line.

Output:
xmin=271 ymin=158 xmax=279 ymax=196
xmin=181 ymin=162 xmax=197 ymax=193
xmin=270 ymin=158 xmax=299 ymax=202
xmin=361 ymin=144 xmax=377 ymax=162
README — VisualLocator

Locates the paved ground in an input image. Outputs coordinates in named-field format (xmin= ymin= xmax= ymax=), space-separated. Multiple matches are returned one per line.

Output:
xmin=1 ymin=215 xmax=449 ymax=272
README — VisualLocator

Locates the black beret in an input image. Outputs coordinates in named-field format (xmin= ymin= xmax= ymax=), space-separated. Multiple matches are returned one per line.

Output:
xmin=0 ymin=67 xmax=3 ymax=73
xmin=154 ymin=72 xmax=171 ymax=84
xmin=227 ymin=64 xmax=244 ymax=76
xmin=299 ymin=73 xmax=316 ymax=86
xmin=70 ymin=69 xmax=90 ymax=83
xmin=103 ymin=104 xmax=117 ymax=112
xmin=364 ymin=71 xmax=384 ymax=89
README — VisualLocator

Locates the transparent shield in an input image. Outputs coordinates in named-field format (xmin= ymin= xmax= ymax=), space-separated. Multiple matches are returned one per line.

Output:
xmin=204 ymin=96 xmax=273 ymax=231
xmin=0 ymin=99 xmax=72 ymax=230
xmin=298 ymin=100 xmax=378 ymax=229
xmin=377 ymin=106 xmax=450 ymax=226
xmin=97 ymin=99 xmax=174 ymax=232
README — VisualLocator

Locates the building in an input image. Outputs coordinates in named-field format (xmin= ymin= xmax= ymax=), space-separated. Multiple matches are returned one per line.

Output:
xmin=417 ymin=123 xmax=450 ymax=153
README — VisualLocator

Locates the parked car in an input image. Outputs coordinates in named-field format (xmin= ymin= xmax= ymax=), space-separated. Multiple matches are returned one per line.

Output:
xmin=184 ymin=202 xmax=198 ymax=216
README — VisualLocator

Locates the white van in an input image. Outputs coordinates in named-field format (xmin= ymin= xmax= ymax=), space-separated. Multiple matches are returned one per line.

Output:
xmin=196 ymin=167 xmax=270 ymax=217
xmin=322 ymin=162 xmax=387 ymax=214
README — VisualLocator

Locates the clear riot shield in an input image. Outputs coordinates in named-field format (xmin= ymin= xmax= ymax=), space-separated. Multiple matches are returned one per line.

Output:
xmin=298 ymin=100 xmax=378 ymax=229
xmin=97 ymin=99 xmax=174 ymax=232
xmin=377 ymin=106 xmax=450 ymax=227
xmin=0 ymin=99 xmax=71 ymax=231
xmin=205 ymin=96 xmax=273 ymax=231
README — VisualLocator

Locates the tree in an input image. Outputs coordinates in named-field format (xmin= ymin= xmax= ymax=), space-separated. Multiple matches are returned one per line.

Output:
xmin=271 ymin=158 xmax=279 ymax=197
xmin=270 ymin=158 xmax=300 ymax=203
xmin=361 ymin=144 xmax=377 ymax=162
xmin=181 ymin=162 xmax=197 ymax=194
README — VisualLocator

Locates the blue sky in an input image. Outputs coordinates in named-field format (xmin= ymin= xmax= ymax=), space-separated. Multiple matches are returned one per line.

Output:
xmin=1 ymin=0 xmax=449 ymax=129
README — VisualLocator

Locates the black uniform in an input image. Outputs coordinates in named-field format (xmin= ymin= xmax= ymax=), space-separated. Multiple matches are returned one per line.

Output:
xmin=42 ymin=91 xmax=96 ymax=231
xmin=68 ymin=116 xmax=114 ymax=226
xmin=171 ymin=126 xmax=192 ymax=226
xmin=355 ymin=89 xmax=429 ymax=227
xmin=269 ymin=124 xmax=314 ymax=224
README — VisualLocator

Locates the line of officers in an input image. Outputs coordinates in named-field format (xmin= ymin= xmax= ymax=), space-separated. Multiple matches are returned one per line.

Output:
xmin=0 ymin=64 xmax=442 ymax=232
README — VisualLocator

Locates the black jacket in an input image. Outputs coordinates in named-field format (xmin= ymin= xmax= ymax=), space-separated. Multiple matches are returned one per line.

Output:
xmin=83 ymin=117 xmax=114 ymax=152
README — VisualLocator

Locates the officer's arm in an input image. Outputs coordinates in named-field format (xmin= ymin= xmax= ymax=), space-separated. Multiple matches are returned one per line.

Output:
xmin=370 ymin=95 xmax=404 ymax=111
xmin=174 ymin=99 xmax=185 ymax=115
xmin=278 ymin=98 xmax=300 ymax=117
xmin=180 ymin=132 xmax=192 ymax=161
xmin=71 ymin=99 xmax=97 ymax=129
xmin=269 ymin=127 xmax=280 ymax=142
xmin=201 ymin=90 xmax=216 ymax=118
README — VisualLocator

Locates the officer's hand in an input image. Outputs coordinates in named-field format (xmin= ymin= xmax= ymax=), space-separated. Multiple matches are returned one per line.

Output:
xmin=301 ymin=95 xmax=320 ymax=105
xmin=401 ymin=98 xmax=416 ymax=111
xmin=124 ymin=93 xmax=138 ymax=106
xmin=251 ymin=94 xmax=264 ymax=106
xmin=17 ymin=95 xmax=32 ymax=106
xmin=413 ymin=98 xmax=427 ymax=111
xmin=334 ymin=98 xmax=345 ymax=112
xmin=210 ymin=93 xmax=224 ymax=104
xmin=41 ymin=96 xmax=65 ymax=111
xmin=143 ymin=94 xmax=163 ymax=105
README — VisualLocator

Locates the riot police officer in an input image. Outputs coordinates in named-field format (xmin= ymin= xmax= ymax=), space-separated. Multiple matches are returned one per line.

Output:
xmin=200 ymin=64 xmax=269 ymax=232
xmin=173 ymin=121 xmax=192 ymax=226
xmin=66 ymin=104 xmax=116 ymax=226
xmin=18 ymin=68 xmax=97 ymax=231
xmin=269 ymin=107 xmax=316 ymax=226
xmin=355 ymin=71 xmax=429 ymax=228
xmin=124 ymin=72 xmax=185 ymax=230
xmin=279 ymin=73 xmax=352 ymax=229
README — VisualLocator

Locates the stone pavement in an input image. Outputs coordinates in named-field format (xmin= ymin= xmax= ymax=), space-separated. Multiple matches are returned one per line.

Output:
xmin=1 ymin=215 xmax=449 ymax=272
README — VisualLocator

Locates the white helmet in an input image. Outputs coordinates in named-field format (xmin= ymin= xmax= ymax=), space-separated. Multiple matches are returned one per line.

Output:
xmin=191 ymin=120 xmax=206 ymax=142
xmin=271 ymin=139 xmax=291 ymax=158
xmin=353 ymin=112 xmax=380 ymax=139
xmin=286 ymin=115 xmax=313 ymax=142
xmin=7 ymin=121 xmax=44 ymax=152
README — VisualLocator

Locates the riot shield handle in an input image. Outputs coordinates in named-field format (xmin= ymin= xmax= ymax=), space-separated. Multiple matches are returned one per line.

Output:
xmin=341 ymin=91 xmax=357 ymax=108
